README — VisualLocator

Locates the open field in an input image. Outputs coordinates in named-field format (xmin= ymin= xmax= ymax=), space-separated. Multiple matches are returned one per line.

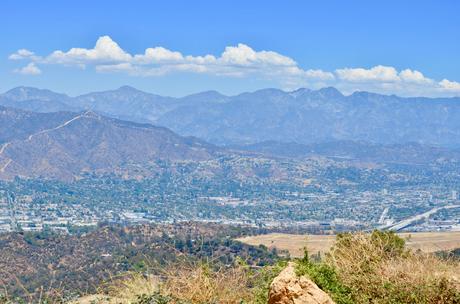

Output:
xmin=237 ymin=231 xmax=460 ymax=257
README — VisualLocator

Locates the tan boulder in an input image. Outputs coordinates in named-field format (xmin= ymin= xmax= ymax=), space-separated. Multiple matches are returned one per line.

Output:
xmin=268 ymin=262 xmax=335 ymax=304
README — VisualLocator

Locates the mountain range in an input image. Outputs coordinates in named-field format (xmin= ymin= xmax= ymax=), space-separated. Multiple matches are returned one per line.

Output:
xmin=2 ymin=86 xmax=460 ymax=181
xmin=2 ymin=86 xmax=460 ymax=147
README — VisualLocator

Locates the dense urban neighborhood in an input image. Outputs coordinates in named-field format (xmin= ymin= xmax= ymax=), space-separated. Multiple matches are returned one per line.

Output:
xmin=2 ymin=162 xmax=460 ymax=234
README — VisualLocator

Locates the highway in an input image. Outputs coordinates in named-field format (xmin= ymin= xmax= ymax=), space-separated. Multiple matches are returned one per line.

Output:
xmin=381 ymin=204 xmax=460 ymax=231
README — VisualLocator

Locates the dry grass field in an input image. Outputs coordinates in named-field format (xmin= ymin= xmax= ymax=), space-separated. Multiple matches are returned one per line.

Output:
xmin=237 ymin=231 xmax=460 ymax=257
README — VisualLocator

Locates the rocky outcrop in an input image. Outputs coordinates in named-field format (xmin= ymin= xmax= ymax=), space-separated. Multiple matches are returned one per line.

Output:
xmin=268 ymin=262 xmax=335 ymax=304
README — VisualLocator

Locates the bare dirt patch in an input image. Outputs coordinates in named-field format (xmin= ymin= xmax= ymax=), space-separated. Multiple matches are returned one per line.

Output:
xmin=237 ymin=231 xmax=460 ymax=257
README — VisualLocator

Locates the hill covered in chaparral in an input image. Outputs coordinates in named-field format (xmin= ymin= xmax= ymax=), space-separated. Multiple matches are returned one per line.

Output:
xmin=0 ymin=106 xmax=218 ymax=180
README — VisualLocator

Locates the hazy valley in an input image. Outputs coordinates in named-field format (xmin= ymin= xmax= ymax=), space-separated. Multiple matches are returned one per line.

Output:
xmin=1 ymin=86 xmax=460 ymax=235
xmin=1 ymin=86 xmax=460 ymax=303
xmin=3 ymin=3 xmax=460 ymax=303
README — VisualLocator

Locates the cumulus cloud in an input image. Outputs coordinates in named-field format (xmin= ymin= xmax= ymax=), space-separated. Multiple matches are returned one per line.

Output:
xmin=95 ymin=62 xmax=135 ymax=73
xmin=8 ymin=35 xmax=460 ymax=97
xmin=9 ymin=49 xmax=40 ymax=61
xmin=439 ymin=79 xmax=460 ymax=91
xmin=14 ymin=62 xmax=42 ymax=75
xmin=220 ymin=43 xmax=296 ymax=67
xmin=134 ymin=47 xmax=184 ymax=64
xmin=73 ymin=37 xmax=308 ymax=79
xmin=332 ymin=65 xmax=460 ymax=96
xmin=399 ymin=69 xmax=432 ymax=84
xmin=335 ymin=66 xmax=434 ymax=85
xmin=336 ymin=65 xmax=400 ymax=82
xmin=45 ymin=35 xmax=132 ymax=65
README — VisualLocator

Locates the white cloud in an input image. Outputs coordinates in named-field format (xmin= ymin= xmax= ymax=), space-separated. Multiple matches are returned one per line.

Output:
xmin=399 ymin=69 xmax=432 ymax=84
xmin=134 ymin=47 xmax=184 ymax=64
xmin=304 ymin=69 xmax=335 ymax=80
xmin=335 ymin=65 xmax=400 ymax=82
xmin=219 ymin=43 xmax=296 ymax=67
xmin=96 ymin=62 xmax=135 ymax=73
xmin=185 ymin=54 xmax=217 ymax=65
xmin=45 ymin=35 xmax=131 ymax=66
xmin=9 ymin=49 xmax=40 ymax=61
xmin=332 ymin=65 xmax=460 ymax=96
xmin=7 ymin=35 xmax=460 ymax=97
xmin=439 ymin=79 xmax=460 ymax=91
xmin=14 ymin=62 xmax=42 ymax=75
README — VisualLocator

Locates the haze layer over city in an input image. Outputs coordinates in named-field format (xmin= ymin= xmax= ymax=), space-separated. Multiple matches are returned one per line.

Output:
xmin=1 ymin=1 xmax=460 ymax=303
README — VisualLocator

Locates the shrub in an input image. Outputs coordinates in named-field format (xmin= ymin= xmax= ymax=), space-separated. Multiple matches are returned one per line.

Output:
xmin=325 ymin=231 xmax=460 ymax=304
xmin=158 ymin=260 xmax=252 ymax=304
xmin=135 ymin=292 xmax=189 ymax=304
xmin=106 ymin=258 xmax=255 ymax=304
xmin=251 ymin=260 xmax=287 ymax=304
xmin=296 ymin=249 xmax=353 ymax=304
xmin=103 ymin=257 xmax=288 ymax=304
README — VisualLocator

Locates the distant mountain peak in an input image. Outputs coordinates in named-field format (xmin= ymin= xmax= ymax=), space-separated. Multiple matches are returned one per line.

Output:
xmin=247 ymin=88 xmax=286 ymax=97
xmin=289 ymin=88 xmax=312 ymax=98
xmin=6 ymin=86 xmax=57 ymax=94
xmin=350 ymin=91 xmax=386 ymax=98
xmin=6 ymin=86 xmax=40 ymax=93
xmin=201 ymin=90 xmax=223 ymax=96
xmin=315 ymin=87 xmax=344 ymax=98
xmin=82 ymin=109 xmax=101 ymax=119
xmin=178 ymin=90 xmax=228 ymax=105
xmin=184 ymin=90 xmax=224 ymax=97
xmin=3 ymin=86 xmax=69 ymax=101
xmin=117 ymin=85 xmax=142 ymax=92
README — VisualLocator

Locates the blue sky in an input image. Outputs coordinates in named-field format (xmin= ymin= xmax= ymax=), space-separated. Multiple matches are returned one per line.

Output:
xmin=1 ymin=0 xmax=459 ymax=97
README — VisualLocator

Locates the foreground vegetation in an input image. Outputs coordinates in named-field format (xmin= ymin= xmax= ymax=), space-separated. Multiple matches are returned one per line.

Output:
xmin=88 ymin=231 xmax=460 ymax=304
xmin=296 ymin=231 xmax=460 ymax=304
xmin=0 ymin=223 xmax=280 ymax=302
xmin=1 ymin=229 xmax=459 ymax=303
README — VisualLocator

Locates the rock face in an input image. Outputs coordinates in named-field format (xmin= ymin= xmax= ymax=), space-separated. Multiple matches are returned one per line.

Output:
xmin=268 ymin=262 xmax=335 ymax=304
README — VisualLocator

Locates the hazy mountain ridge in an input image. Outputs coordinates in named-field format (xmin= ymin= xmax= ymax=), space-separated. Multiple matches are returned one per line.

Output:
xmin=2 ymin=86 xmax=460 ymax=147
xmin=0 ymin=105 xmax=78 ymax=142
xmin=0 ymin=107 xmax=218 ymax=180
xmin=3 ymin=86 xmax=460 ymax=181
xmin=232 ymin=140 xmax=460 ymax=165
xmin=0 ymin=86 xmax=79 ymax=113
xmin=158 ymin=87 xmax=460 ymax=146
xmin=73 ymin=85 xmax=178 ymax=123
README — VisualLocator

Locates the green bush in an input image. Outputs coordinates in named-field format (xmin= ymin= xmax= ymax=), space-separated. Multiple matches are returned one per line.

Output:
xmin=251 ymin=260 xmax=288 ymax=304
xmin=327 ymin=231 xmax=460 ymax=304
xmin=296 ymin=249 xmax=353 ymax=304
xmin=336 ymin=230 xmax=406 ymax=259
xmin=135 ymin=292 xmax=189 ymax=304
